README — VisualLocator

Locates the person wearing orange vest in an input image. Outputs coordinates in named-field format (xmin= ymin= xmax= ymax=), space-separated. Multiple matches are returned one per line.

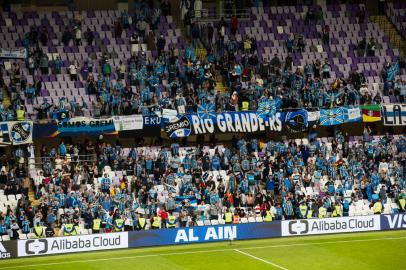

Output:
xmin=232 ymin=213 xmax=240 ymax=224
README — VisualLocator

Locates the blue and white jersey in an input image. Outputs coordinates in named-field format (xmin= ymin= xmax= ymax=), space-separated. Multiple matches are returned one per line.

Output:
xmin=283 ymin=200 xmax=294 ymax=216
xmin=101 ymin=177 xmax=111 ymax=190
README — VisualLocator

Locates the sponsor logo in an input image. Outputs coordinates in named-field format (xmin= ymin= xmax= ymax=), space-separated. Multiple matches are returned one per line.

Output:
xmin=18 ymin=233 xmax=128 ymax=257
xmin=288 ymin=220 xmax=309 ymax=235
xmin=382 ymin=214 xmax=406 ymax=229
xmin=25 ymin=239 xmax=48 ymax=255
xmin=0 ymin=242 xmax=11 ymax=259
xmin=284 ymin=111 xmax=308 ymax=133
xmin=174 ymin=226 xmax=237 ymax=243
xmin=282 ymin=216 xmax=380 ymax=236
xmin=164 ymin=116 xmax=191 ymax=138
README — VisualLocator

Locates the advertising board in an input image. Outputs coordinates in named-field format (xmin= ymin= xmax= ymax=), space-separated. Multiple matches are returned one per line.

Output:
xmin=17 ymin=232 xmax=128 ymax=257
xmin=281 ymin=216 xmax=381 ymax=236
xmin=128 ymin=222 xmax=281 ymax=248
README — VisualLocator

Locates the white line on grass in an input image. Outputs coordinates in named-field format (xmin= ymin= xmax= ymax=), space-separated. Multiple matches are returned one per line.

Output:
xmin=1 ymin=235 xmax=406 ymax=269
xmin=234 ymin=249 xmax=288 ymax=270
xmin=241 ymin=235 xmax=406 ymax=250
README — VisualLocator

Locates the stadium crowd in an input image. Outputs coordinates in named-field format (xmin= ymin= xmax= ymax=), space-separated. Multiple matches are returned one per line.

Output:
xmin=0 ymin=1 xmax=405 ymax=122
xmin=0 ymin=130 xmax=405 ymax=238
xmin=0 ymin=1 xmax=406 ymax=240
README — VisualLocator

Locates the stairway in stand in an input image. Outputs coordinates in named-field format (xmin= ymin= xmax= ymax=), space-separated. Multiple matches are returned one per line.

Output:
xmin=215 ymin=80 xmax=228 ymax=95
xmin=28 ymin=187 xmax=39 ymax=207
xmin=195 ymin=47 xmax=207 ymax=60
xmin=370 ymin=15 xmax=406 ymax=58
xmin=2 ymin=87 xmax=10 ymax=109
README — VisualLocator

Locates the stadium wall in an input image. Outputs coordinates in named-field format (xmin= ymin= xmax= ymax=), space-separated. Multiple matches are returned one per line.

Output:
xmin=1 ymin=214 xmax=405 ymax=259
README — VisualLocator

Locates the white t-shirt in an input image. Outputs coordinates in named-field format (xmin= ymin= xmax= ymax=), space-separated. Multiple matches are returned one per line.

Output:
xmin=379 ymin=162 xmax=388 ymax=173
xmin=34 ymin=175 xmax=45 ymax=186
xmin=75 ymin=29 xmax=81 ymax=39
xmin=69 ymin=65 xmax=77 ymax=75
xmin=55 ymin=158 xmax=63 ymax=170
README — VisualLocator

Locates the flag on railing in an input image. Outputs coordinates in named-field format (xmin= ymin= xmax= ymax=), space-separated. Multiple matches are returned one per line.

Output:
xmin=284 ymin=109 xmax=308 ymax=132
xmin=175 ymin=195 xmax=197 ymax=210
xmin=344 ymin=107 xmax=362 ymax=123
xmin=197 ymin=103 xmax=216 ymax=120
xmin=257 ymin=97 xmax=282 ymax=120
xmin=319 ymin=107 xmax=346 ymax=126
xmin=0 ymin=123 xmax=11 ymax=146
xmin=361 ymin=104 xmax=381 ymax=122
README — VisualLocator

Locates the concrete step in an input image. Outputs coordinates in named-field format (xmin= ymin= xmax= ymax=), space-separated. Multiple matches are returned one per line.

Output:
xmin=372 ymin=14 xmax=405 ymax=59
xmin=215 ymin=81 xmax=228 ymax=94
xmin=195 ymin=48 xmax=207 ymax=60
xmin=2 ymin=88 xmax=10 ymax=108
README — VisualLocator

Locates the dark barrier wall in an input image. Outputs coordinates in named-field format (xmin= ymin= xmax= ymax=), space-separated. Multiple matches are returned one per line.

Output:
xmin=0 ymin=240 xmax=17 ymax=259
xmin=128 ymin=222 xmax=281 ymax=248
xmin=380 ymin=213 xmax=406 ymax=230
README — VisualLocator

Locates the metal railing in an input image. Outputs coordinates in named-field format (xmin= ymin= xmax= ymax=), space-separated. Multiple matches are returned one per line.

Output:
xmin=28 ymin=154 xmax=97 ymax=170
xmin=194 ymin=9 xmax=251 ymax=23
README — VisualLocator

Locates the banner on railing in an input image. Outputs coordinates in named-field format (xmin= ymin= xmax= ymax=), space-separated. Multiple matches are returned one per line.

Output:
xmin=361 ymin=104 xmax=381 ymax=122
xmin=55 ymin=117 xmax=116 ymax=136
xmin=0 ymin=121 xmax=33 ymax=145
xmin=319 ymin=108 xmax=346 ymax=126
xmin=344 ymin=107 xmax=362 ymax=123
xmin=0 ymin=48 xmax=27 ymax=59
xmin=143 ymin=116 xmax=161 ymax=127
xmin=164 ymin=111 xmax=285 ymax=138
xmin=381 ymin=104 xmax=406 ymax=126
xmin=113 ymin=115 xmax=143 ymax=131
xmin=284 ymin=109 xmax=308 ymax=133
xmin=20 ymin=103 xmax=406 ymax=139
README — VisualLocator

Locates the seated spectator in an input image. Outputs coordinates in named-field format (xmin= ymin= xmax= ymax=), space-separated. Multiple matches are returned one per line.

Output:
xmin=74 ymin=26 xmax=82 ymax=46
xmin=322 ymin=59 xmax=331 ymax=79
xmin=84 ymin=28 xmax=94 ymax=45
xmin=286 ymin=34 xmax=294 ymax=53
xmin=102 ymin=61 xmax=112 ymax=77
xmin=357 ymin=38 xmax=367 ymax=57
xmin=322 ymin=25 xmax=330 ymax=45
xmin=53 ymin=55 xmax=63 ymax=74
xmin=62 ymin=27 xmax=72 ymax=46
xmin=296 ymin=35 xmax=306 ymax=52
xmin=69 ymin=61 xmax=78 ymax=81
xmin=39 ymin=53 xmax=49 ymax=75
xmin=367 ymin=38 xmax=376 ymax=57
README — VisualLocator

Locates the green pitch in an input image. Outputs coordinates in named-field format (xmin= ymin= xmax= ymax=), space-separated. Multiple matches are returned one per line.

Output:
xmin=1 ymin=230 xmax=405 ymax=270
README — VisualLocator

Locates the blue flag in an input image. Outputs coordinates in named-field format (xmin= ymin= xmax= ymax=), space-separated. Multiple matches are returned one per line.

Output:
xmin=320 ymin=107 xmax=346 ymax=126
xmin=197 ymin=103 xmax=216 ymax=120
xmin=386 ymin=61 xmax=400 ymax=81
xmin=175 ymin=195 xmax=197 ymax=211
xmin=257 ymin=97 xmax=282 ymax=120
xmin=344 ymin=107 xmax=362 ymax=123
xmin=284 ymin=110 xmax=308 ymax=132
